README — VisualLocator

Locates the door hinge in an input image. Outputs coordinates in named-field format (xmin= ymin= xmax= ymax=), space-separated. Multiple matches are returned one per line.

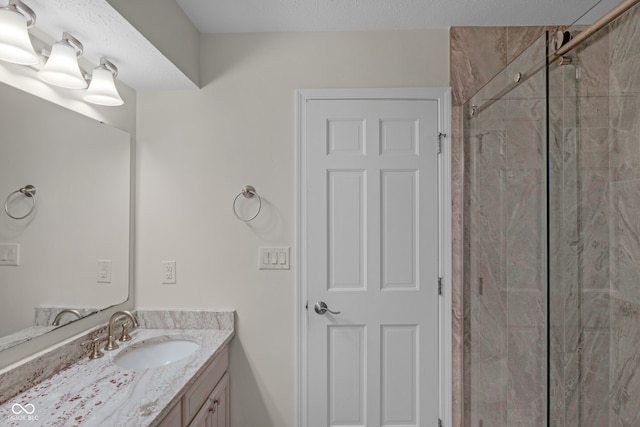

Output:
xmin=437 ymin=132 xmax=447 ymax=154
xmin=438 ymin=418 xmax=443 ymax=427
xmin=438 ymin=277 xmax=443 ymax=295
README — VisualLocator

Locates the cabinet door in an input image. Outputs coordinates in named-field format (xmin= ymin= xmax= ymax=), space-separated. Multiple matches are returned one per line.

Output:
xmin=188 ymin=400 xmax=210 ymax=427
xmin=157 ymin=401 xmax=181 ymax=427
xmin=188 ymin=373 xmax=230 ymax=427
xmin=210 ymin=373 xmax=230 ymax=427
xmin=183 ymin=347 xmax=229 ymax=426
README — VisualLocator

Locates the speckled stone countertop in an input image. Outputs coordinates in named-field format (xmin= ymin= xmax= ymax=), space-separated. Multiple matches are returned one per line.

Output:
xmin=0 ymin=326 xmax=233 ymax=426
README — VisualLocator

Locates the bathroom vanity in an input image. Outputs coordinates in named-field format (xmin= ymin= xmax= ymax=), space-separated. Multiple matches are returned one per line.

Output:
xmin=0 ymin=311 xmax=234 ymax=427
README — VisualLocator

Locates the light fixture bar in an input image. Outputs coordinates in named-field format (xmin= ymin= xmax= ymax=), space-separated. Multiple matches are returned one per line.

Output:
xmin=61 ymin=31 xmax=83 ymax=56
xmin=99 ymin=57 xmax=118 ymax=78
xmin=2 ymin=6 xmax=124 ymax=107
xmin=0 ymin=0 xmax=39 ymax=65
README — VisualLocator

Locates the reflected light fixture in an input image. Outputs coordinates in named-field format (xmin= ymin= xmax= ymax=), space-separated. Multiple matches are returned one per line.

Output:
xmin=84 ymin=57 xmax=123 ymax=106
xmin=0 ymin=0 xmax=38 ymax=65
xmin=38 ymin=32 xmax=87 ymax=89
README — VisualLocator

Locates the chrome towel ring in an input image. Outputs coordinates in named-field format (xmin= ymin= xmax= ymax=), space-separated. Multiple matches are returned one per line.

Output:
xmin=4 ymin=185 xmax=37 ymax=220
xmin=233 ymin=185 xmax=261 ymax=222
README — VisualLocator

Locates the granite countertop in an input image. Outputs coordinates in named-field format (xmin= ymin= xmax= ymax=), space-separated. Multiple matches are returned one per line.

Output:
xmin=0 ymin=327 xmax=234 ymax=427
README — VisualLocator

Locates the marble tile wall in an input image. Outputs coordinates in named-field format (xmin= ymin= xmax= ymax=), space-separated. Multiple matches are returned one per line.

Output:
xmin=464 ymin=34 xmax=548 ymax=427
xmin=607 ymin=4 xmax=640 ymax=425
xmin=549 ymin=4 xmax=640 ymax=425
xmin=548 ymin=23 xmax=613 ymax=425
xmin=451 ymin=26 xmax=552 ymax=427
xmin=452 ymin=3 xmax=640 ymax=426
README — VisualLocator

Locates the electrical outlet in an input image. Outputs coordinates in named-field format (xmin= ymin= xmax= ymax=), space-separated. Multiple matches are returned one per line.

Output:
xmin=162 ymin=260 xmax=176 ymax=284
xmin=97 ymin=259 xmax=112 ymax=283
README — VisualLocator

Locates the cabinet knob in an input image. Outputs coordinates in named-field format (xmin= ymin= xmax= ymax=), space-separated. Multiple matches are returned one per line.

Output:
xmin=209 ymin=397 xmax=220 ymax=414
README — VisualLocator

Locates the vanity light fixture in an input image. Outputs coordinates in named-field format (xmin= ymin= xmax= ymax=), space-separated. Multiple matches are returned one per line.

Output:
xmin=84 ymin=57 xmax=123 ymax=106
xmin=0 ymin=0 xmax=38 ymax=65
xmin=38 ymin=32 xmax=87 ymax=89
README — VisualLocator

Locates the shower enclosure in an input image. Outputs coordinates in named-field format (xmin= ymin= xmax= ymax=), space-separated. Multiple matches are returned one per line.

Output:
xmin=463 ymin=2 xmax=640 ymax=426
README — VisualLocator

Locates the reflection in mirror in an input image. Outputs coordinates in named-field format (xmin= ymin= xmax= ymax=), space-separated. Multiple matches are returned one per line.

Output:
xmin=0 ymin=81 xmax=130 ymax=352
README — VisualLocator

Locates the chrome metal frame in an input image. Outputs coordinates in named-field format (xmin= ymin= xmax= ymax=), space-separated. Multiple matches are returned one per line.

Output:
xmin=3 ymin=0 xmax=36 ymax=28
xmin=470 ymin=0 xmax=640 ymax=117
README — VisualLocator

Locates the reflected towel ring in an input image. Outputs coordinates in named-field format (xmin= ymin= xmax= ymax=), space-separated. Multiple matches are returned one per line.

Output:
xmin=4 ymin=185 xmax=37 ymax=220
xmin=233 ymin=185 xmax=261 ymax=222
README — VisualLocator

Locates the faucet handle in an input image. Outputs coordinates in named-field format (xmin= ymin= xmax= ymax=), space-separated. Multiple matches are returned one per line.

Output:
xmin=119 ymin=321 xmax=132 ymax=342
xmin=81 ymin=337 xmax=104 ymax=360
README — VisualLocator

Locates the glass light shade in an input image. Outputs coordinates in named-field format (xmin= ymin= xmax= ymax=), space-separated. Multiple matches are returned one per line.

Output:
xmin=83 ymin=67 xmax=123 ymax=106
xmin=0 ymin=7 xmax=38 ymax=65
xmin=38 ymin=41 xmax=87 ymax=89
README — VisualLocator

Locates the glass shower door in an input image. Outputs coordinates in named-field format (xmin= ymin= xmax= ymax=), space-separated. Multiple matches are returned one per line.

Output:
xmin=463 ymin=34 xmax=549 ymax=427
xmin=548 ymin=4 xmax=640 ymax=424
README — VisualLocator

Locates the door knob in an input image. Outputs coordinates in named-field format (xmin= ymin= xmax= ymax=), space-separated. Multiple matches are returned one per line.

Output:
xmin=314 ymin=301 xmax=341 ymax=315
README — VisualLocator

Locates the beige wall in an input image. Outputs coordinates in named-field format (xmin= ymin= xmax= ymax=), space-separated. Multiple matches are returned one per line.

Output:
xmin=136 ymin=30 xmax=449 ymax=427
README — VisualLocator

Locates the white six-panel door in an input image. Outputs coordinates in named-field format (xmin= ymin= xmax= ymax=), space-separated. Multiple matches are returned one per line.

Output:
xmin=301 ymin=95 xmax=442 ymax=427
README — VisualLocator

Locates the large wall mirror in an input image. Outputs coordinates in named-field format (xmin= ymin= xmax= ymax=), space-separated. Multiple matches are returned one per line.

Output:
xmin=0 ymin=81 xmax=131 ymax=354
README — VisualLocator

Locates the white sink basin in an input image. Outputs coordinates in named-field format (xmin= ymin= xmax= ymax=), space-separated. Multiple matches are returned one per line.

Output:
xmin=113 ymin=339 xmax=199 ymax=369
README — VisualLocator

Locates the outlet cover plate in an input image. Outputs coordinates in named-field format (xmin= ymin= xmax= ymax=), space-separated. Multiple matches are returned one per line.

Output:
xmin=97 ymin=259 xmax=112 ymax=283
xmin=162 ymin=260 xmax=176 ymax=284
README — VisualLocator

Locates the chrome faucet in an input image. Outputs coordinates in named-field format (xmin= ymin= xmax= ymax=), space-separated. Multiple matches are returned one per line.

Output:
xmin=104 ymin=310 xmax=139 ymax=351
xmin=52 ymin=309 xmax=82 ymax=326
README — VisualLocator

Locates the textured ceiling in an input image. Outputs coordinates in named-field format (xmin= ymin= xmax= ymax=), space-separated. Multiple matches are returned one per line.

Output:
xmin=177 ymin=0 xmax=619 ymax=33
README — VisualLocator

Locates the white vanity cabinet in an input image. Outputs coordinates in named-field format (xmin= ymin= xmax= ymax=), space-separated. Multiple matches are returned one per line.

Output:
xmin=158 ymin=345 xmax=229 ymax=427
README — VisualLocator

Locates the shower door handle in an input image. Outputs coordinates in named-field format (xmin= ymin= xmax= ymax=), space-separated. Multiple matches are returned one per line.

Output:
xmin=314 ymin=301 xmax=341 ymax=315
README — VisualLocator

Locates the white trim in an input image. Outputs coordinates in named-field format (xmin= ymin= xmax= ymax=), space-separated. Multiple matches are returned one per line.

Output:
xmin=296 ymin=87 xmax=452 ymax=427
xmin=437 ymin=89 xmax=453 ymax=427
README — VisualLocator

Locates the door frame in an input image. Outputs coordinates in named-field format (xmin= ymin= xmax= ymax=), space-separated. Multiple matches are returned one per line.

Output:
xmin=296 ymin=88 xmax=452 ymax=427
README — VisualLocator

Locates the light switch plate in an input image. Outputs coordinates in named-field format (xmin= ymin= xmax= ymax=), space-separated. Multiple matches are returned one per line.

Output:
xmin=259 ymin=247 xmax=290 ymax=270
xmin=0 ymin=243 xmax=20 ymax=266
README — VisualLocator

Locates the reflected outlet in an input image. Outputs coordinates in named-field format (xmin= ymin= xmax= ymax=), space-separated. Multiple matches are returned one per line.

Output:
xmin=97 ymin=259 xmax=112 ymax=283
